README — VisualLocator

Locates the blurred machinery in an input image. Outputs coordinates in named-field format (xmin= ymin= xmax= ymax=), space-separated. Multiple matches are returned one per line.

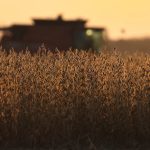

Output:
xmin=0 ymin=15 xmax=106 ymax=52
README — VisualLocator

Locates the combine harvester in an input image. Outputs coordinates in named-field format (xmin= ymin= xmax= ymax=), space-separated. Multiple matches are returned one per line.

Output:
xmin=0 ymin=15 xmax=106 ymax=52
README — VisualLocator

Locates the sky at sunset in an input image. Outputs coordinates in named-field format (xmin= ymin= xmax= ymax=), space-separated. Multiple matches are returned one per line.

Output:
xmin=0 ymin=0 xmax=150 ymax=40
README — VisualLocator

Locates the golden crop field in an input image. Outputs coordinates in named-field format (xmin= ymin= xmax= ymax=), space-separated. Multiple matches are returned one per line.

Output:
xmin=0 ymin=47 xmax=150 ymax=149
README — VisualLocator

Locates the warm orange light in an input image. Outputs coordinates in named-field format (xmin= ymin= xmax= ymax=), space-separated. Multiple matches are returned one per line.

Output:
xmin=0 ymin=0 xmax=150 ymax=39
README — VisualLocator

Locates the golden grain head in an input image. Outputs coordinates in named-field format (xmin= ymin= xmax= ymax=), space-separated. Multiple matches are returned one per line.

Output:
xmin=0 ymin=48 xmax=149 ymax=147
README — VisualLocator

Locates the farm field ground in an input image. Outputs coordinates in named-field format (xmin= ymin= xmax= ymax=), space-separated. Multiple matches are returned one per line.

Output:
xmin=0 ymin=47 xmax=149 ymax=150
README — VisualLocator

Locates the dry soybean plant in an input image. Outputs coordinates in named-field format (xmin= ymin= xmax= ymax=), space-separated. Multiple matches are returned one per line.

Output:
xmin=0 ymin=47 xmax=150 ymax=148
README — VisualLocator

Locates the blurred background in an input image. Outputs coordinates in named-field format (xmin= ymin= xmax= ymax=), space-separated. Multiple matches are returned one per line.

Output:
xmin=0 ymin=0 xmax=150 ymax=52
